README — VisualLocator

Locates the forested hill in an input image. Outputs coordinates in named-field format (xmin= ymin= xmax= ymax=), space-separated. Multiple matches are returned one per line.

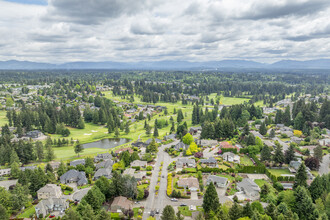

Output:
xmin=1 ymin=59 xmax=330 ymax=70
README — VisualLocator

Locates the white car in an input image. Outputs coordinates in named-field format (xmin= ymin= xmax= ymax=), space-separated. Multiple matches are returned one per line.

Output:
xmin=171 ymin=198 xmax=178 ymax=202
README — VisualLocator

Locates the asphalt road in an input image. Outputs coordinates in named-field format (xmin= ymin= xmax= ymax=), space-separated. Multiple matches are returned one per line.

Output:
xmin=142 ymin=140 xmax=179 ymax=220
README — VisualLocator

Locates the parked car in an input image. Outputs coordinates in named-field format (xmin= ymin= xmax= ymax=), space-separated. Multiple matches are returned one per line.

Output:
xmin=49 ymin=214 xmax=56 ymax=218
xmin=156 ymin=209 xmax=160 ymax=214
xmin=180 ymin=203 xmax=187 ymax=206
xmin=171 ymin=198 xmax=178 ymax=202
xmin=150 ymin=211 xmax=155 ymax=217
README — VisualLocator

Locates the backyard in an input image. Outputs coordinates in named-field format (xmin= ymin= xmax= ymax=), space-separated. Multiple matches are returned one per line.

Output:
xmin=267 ymin=168 xmax=292 ymax=177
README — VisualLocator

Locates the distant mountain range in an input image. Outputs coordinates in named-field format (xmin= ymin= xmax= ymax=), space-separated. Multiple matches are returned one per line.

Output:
xmin=1 ymin=59 xmax=330 ymax=70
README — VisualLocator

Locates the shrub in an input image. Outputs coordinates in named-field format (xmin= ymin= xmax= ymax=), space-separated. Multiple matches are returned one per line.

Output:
xmin=146 ymin=166 xmax=153 ymax=171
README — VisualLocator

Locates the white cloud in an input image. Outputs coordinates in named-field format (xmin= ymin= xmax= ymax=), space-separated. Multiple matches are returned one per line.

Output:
xmin=0 ymin=0 xmax=330 ymax=63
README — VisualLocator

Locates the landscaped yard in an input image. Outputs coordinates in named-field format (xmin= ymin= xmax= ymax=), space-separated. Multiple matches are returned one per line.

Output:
xmin=178 ymin=206 xmax=203 ymax=216
xmin=254 ymin=179 xmax=268 ymax=187
xmin=267 ymin=168 xmax=292 ymax=177
xmin=240 ymin=155 xmax=254 ymax=166
xmin=17 ymin=205 xmax=35 ymax=218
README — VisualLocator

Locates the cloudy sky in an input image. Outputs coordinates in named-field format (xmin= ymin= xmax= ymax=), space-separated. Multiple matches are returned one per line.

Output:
xmin=1 ymin=0 xmax=330 ymax=63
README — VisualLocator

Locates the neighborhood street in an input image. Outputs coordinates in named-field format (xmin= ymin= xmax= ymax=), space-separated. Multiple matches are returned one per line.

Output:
xmin=319 ymin=154 xmax=330 ymax=175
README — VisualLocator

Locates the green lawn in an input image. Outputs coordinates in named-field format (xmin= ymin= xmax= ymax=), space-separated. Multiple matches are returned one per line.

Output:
xmin=178 ymin=206 xmax=203 ymax=216
xmin=18 ymin=205 xmax=35 ymax=218
xmin=267 ymin=168 xmax=292 ymax=177
xmin=0 ymin=110 xmax=8 ymax=126
xmin=207 ymin=93 xmax=250 ymax=105
xmin=254 ymin=179 xmax=268 ymax=187
xmin=240 ymin=155 xmax=254 ymax=166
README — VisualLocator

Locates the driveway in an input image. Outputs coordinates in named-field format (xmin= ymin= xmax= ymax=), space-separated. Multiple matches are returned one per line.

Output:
xmin=319 ymin=154 xmax=330 ymax=175
xmin=72 ymin=187 xmax=91 ymax=201
xmin=191 ymin=192 xmax=198 ymax=200
xmin=0 ymin=179 xmax=17 ymax=190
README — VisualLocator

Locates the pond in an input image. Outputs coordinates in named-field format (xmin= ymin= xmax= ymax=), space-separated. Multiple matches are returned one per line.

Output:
xmin=82 ymin=138 xmax=131 ymax=149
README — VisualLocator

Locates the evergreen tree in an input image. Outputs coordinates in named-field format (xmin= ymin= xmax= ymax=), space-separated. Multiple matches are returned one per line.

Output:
xmin=295 ymin=186 xmax=319 ymax=220
xmin=62 ymin=209 xmax=80 ymax=220
xmin=170 ymin=122 xmax=175 ymax=133
xmin=269 ymin=129 xmax=275 ymax=138
xmin=243 ymin=202 xmax=254 ymax=218
xmin=161 ymin=205 xmax=176 ymax=220
xmin=0 ymin=204 xmax=8 ymax=220
xmin=35 ymin=141 xmax=44 ymax=161
xmin=259 ymin=122 xmax=267 ymax=135
xmin=74 ymin=144 xmax=84 ymax=157
xmin=229 ymin=202 xmax=243 ymax=220
xmin=309 ymin=176 xmax=325 ymax=202
xmin=153 ymin=125 xmax=159 ymax=137
xmin=202 ymin=182 xmax=219 ymax=214
xmin=260 ymin=145 xmax=271 ymax=161
xmin=115 ymin=127 xmax=120 ymax=137
xmin=11 ymin=161 xmax=20 ymax=179
xmin=145 ymin=124 xmax=151 ymax=136
xmin=125 ymin=122 xmax=130 ymax=134
xmin=46 ymin=144 xmax=55 ymax=161
xmin=294 ymin=162 xmax=308 ymax=188
xmin=273 ymin=142 xmax=284 ymax=165
xmin=283 ymin=106 xmax=291 ymax=126
xmin=285 ymin=144 xmax=295 ymax=164
xmin=246 ymin=133 xmax=256 ymax=146
xmin=294 ymin=112 xmax=305 ymax=130
xmin=57 ymin=162 xmax=67 ymax=178
xmin=177 ymin=109 xmax=184 ymax=123
xmin=313 ymin=146 xmax=323 ymax=163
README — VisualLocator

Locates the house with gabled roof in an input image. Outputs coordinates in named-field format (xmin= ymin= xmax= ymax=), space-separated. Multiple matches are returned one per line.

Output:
xmin=200 ymin=157 xmax=217 ymax=167
xmin=206 ymin=175 xmax=228 ymax=188
xmin=70 ymin=159 xmax=85 ymax=167
xmin=94 ymin=153 xmax=112 ymax=162
xmin=37 ymin=184 xmax=62 ymax=200
xmin=60 ymin=170 xmax=88 ymax=186
xmin=237 ymin=178 xmax=260 ymax=199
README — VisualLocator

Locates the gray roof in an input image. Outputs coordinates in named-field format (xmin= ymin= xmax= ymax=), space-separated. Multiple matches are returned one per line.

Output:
xmin=70 ymin=159 xmax=85 ymax=167
xmin=200 ymin=157 xmax=217 ymax=164
xmin=177 ymin=158 xmax=196 ymax=165
xmin=94 ymin=153 xmax=112 ymax=162
xmin=95 ymin=159 xmax=114 ymax=170
xmin=174 ymin=142 xmax=189 ymax=150
xmin=123 ymin=168 xmax=135 ymax=176
xmin=94 ymin=168 xmax=112 ymax=179
xmin=60 ymin=170 xmax=88 ymax=186
xmin=237 ymin=178 xmax=260 ymax=194
xmin=206 ymin=175 xmax=228 ymax=185
xmin=35 ymin=198 xmax=69 ymax=218
xmin=145 ymin=138 xmax=162 ymax=145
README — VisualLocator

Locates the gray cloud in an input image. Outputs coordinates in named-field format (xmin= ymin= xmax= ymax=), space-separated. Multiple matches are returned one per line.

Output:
xmin=1 ymin=0 xmax=330 ymax=63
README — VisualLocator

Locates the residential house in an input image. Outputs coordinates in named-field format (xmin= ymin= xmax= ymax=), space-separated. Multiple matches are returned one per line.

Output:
xmin=115 ymin=148 xmax=134 ymax=155
xmin=281 ymin=183 xmax=293 ymax=190
xmin=206 ymin=175 xmax=228 ymax=188
xmin=176 ymin=158 xmax=196 ymax=168
xmin=222 ymin=152 xmax=240 ymax=163
xmin=237 ymin=178 xmax=260 ymax=199
xmin=70 ymin=159 xmax=85 ymax=167
xmin=95 ymin=159 xmax=114 ymax=170
xmin=145 ymin=138 xmax=162 ymax=145
xmin=0 ymin=168 xmax=11 ymax=176
xmin=174 ymin=142 xmax=189 ymax=151
xmin=197 ymin=139 xmax=218 ymax=147
xmin=319 ymin=139 xmax=330 ymax=146
xmin=189 ymin=127 xmax=202 ymax=135
xmin=289 ymin=160 xmax=314 ymax=180
xmin=60 ymin=170 xmax=88 ymax=186
xmin=200 ymin=157 xmax=217 ymax=167
xmin=131 ymin=160 xmax=147 ymax=168
xmin=250 ymin=131 xmax=264 ymax=139
xmin=20 ymin=166 xmax=37 ymax=171
xmin=26 ymin=130 xmax=43 ymax=138
xmin=35 ymin=198 xmax=69 ymax=218
xmin=281 ymin=130 xmax=294 ymax=137
xmin=133 ymin=171 xmax=147 ymax=181
xmin=291 ymin=136 xmax=304 ymax=144
xmin=94 ymin=153 xmax=112 ymax=162
xmin=37 ymin=184 xmax=62 ymax=200
xmin=123 ymin=168 xmax=135 ymax=176
xmin=94 ymin=168 xmax=112 ymax=180
xmin=110 ymin=196 xmax=133 ymax=213
xmin=177 ymin=177 xmax=199 ymax=191
xmin=164 ymin=133 xmax=176 ymax=141
xmin=131 ymin=141 xmax=148 ymax=148
xmin=219 ymin=141 xmax=239 ymax=152
xmin=49 ymin=162 xmax=61 ymax=170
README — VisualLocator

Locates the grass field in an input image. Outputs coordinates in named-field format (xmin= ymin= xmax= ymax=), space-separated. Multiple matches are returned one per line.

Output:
xmin=0 ymin=110 xmax=8 ymax=126
xmin=207 ymin=93 xmax=250 ymax=105
xmin=254 ymin=179 xmax=268 ymax=187
xmin=267 ymin=168 xmax=292 ymax=177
